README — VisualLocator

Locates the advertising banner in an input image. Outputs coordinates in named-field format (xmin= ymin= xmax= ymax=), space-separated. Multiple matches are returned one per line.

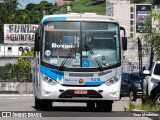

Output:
xmin=136 ymin=4 xmax=152 ymax=33
xmin=4 ymin=24 xmax=38 ymax=44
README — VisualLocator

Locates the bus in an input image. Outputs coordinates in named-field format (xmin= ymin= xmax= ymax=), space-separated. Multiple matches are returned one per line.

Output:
xmin=32 ymin=13 xmax=127 ymax=111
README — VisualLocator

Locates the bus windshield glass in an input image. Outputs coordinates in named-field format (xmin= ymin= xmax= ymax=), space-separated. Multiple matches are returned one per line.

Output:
xmin=42 ymin=21 xmax=120 ymax=69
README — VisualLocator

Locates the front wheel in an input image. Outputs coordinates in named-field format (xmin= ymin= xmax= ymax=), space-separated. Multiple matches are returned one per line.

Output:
xmin=129 ymin=91 xmax=136 ymax=101
xmin=40 ymin=99 xmax=52 ymax=111
xmin=154 ymin=93 xmax=160 ymax=105
xmin=96 ymin=101 xmax=112 ymax=112
xmin=87 ymin=101 xmax=95 ymax=110
xmin=35 ymin=97 xmax=41 ymax=109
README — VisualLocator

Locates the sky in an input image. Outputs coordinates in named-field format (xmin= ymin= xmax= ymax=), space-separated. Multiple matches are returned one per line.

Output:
xmin=18 ymin=0 xmax=56 ymax=9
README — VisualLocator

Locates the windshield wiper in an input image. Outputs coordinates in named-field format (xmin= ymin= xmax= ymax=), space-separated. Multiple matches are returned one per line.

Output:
xmin=59 ymin=49 xmax=74 ymax=71
xmin=84 ymin=44 xmax=104 ymax=71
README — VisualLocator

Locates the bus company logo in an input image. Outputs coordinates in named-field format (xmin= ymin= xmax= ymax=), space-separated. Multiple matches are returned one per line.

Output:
xmin=52 ymin=43 xmax=73 ymax=49
xmin=79 ymin=79 xmax=83 ymax=84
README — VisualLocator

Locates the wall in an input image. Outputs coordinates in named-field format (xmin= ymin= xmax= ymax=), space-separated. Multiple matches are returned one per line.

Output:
xmin=0 ymin=44 xmax=33 ymax=57
xmin=0 ymin=82 xmax=33 ymax=94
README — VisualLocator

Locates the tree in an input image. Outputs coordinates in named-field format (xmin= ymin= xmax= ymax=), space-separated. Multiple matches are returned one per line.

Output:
xmin=130 ymin=0 xmax=146 ymax=3
xmin=25 ymin=3 xmax=36 ymax=11
xmin=140 ymin=9 xmax=160 ymax=60
xmin=152 ymin=0 xmax=160 ymax=6
xmin=0 ymin=0 xmax=19 ymax=31
xmin=15 ymin=51 xmax=33 ymax=82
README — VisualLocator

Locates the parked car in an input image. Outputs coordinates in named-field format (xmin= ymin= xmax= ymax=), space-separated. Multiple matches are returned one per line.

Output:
xmin=150 ymin=82 xmax=160 ymax=104
xmin=121 ymin=72 xmax=143 ymax=101
xmin=143 ymin=61 xmax=160 ymax=103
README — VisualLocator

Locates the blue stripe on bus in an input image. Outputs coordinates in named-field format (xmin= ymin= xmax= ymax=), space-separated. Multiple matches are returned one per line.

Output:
xmin=43 ymin=17 xmax=66 ymax=22
xmin=84 ymin=82 xmax=105 ymax=85
xmin=40 ymin=65 xmax=64 ymax=80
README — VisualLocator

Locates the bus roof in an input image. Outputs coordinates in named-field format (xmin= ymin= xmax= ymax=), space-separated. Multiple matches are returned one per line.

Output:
xmin=41 ymin=13 xmax=119 ymax=23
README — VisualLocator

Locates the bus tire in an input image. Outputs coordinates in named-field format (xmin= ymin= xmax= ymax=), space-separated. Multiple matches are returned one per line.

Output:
xmin=35 ymin=97 xmax=41 ymax=109
xmin=96 ymin=101 xmax=112 ymax=112
xmin=87 ymin=101 xmax=95 ymax=110
xmin=40 ymin=99 xmax=52 ymax=111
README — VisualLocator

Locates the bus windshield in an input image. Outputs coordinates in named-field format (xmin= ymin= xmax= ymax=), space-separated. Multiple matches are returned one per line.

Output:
xmin=42 ymin=21 xmax=120 ymax=69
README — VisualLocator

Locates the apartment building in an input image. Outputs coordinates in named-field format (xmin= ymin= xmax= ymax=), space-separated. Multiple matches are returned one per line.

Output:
xmin=106 ymin=0 xmax=152 ymax=71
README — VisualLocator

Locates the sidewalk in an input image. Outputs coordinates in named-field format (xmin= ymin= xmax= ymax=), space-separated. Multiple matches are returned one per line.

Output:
xmin=0 ymin=94 xmax=33 ymax=97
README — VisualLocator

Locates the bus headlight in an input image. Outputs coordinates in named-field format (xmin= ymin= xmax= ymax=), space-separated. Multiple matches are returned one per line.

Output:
xmin=105 ymin=77 xmax=119 ymax=86
xmin=43 ymin=75 xmax=58 ymax=86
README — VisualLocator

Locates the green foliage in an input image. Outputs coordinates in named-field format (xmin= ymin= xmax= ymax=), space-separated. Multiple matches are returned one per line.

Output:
xmin=0 ymin=51 xmax=33 ymax=81
xmin=129 ymin=102 xmax=136 ymax=111
xmin=151 ymin=0 xmax=160 ymax=6
xmin=0 ymin=0 xmax=106 ymax=30
xmin=69 ymin=0 xmax=106 ymax=15
xmin=129 ymin=99 xmax=160 ymax=113
xmin=140 ymin=11 xmax=160 ymax=60
xmin=0 ymin=0 xmax=19 ymax=31
xmin=130 ymin=0 xmax=147 ymax=3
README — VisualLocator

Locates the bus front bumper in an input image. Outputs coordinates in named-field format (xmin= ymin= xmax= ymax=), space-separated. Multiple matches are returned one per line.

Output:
xmin=37 ymin=80 xmax=121 ymax=101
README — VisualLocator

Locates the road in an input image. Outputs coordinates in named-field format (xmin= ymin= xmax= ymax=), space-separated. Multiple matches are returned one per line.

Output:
xmin=0 ymin=95 xmax=156 ymax=120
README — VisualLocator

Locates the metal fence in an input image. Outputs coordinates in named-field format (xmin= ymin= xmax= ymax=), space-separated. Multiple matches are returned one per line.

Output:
xmin=122 ymin=62 xmax=149 ymax=73
xmin=0 ymin=57 xmax=33 ymax=82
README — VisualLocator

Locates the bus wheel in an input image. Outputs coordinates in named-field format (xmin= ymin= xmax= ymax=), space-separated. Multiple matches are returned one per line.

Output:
xmin=96 ymin=101 xmax=112 ymax=112
xmin=40 ymin=99 xmax=52 ymax=111
xmin=35 ymin=97 xmax=41 ymax=109
xmin=87 ymin=101 xmax=95 ymax=110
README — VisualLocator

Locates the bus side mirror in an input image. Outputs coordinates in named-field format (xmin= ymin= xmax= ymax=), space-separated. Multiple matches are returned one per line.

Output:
xmin=35 ymin=36 xmax=40 ymax=51
xmin=122 ymin=37 xmax=127 ymax=50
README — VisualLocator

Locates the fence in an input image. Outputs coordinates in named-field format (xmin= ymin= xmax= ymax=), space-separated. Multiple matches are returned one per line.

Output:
xmin=122 ymin=62 xmax=149 ymax=73
xmin=0 ymin=56 xmax=33 ymax=94
xmin=0 ymin=56 xmax=33 ymax=82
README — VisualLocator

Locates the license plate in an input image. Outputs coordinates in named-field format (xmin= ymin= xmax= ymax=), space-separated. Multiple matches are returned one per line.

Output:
xmin=74 ymin=90 xmax=88 ymax=94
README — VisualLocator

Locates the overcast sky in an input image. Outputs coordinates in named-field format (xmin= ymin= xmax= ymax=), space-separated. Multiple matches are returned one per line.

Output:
xmin=18 ymin=0 xmax=56 ymax=9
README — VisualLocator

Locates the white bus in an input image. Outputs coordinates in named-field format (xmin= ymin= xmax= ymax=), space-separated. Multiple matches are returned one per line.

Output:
xmin=32 ymin=13 xmax=127 ymax=111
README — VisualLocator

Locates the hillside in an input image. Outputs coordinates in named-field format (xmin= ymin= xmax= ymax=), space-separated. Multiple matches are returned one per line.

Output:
xmin=54 ymin=0 xmax=106 ymax=15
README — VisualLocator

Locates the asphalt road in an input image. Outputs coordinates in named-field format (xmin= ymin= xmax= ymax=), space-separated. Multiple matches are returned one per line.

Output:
xmin=0 ymin=95 xmax=156 ymax=120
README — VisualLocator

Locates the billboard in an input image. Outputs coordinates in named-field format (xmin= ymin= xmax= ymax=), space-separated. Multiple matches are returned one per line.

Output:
xmin=136 ymin=4 xmax=152 ymax=33
xmin=4 ymin=24 xmax=38 ymax=44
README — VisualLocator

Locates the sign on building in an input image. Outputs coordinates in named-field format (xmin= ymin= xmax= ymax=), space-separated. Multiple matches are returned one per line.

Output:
xmin=136 ymin=4 xmax=152 ymax=33
xmin=4 ymin=24 xmax=38 ymax=44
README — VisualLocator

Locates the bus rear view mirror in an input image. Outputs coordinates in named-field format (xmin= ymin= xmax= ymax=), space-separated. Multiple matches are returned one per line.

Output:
xmin=122 ymin=37 xmax=127 ymax=51
xmin=35 ymin=36 xmax=40 ymax=51
xmin=34 ymin=30 xmax=42 ymax=52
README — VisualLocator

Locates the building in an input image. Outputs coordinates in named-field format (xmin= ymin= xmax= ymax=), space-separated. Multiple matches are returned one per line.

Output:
xmin=0 ymin=24 xmax=38 ymax=66
xmin=106 ymin=0 xmax=131 ymax=37
xmin=106 ymin=0 xmax=152 ymax=72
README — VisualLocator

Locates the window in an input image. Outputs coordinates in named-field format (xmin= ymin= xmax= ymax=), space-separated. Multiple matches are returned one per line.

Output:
xmin=130 ymin=33 xmax=133 ymax=38
xmin=8 ymin=47 xmax=12 ymax=53
xmin=131 ymin=7 xmax=134 ymax=12
xmin=154 ymin=63 xmax=160 ymax=75
xmin=130 ymin=27 xmax=133 ymax=32
xmin=130 ymin=14 xmax=134 ymax=19
xmin=130 ymin=20 xmax=133 ymax=25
